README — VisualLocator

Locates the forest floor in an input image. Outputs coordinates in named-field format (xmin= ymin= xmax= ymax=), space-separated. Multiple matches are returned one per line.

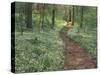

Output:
xmin=59 ymin=27 xmax=97 ymax=70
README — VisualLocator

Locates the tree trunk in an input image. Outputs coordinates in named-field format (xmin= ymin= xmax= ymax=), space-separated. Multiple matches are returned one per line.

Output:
xmin=78 ymin=6 xmax=84 ymax=32
xmin=25 ymin=3 xmax=32 ymax=29
xmin=80 ymin=6 xmax=84 ymax=28
xmin=72 ymin=6 xmax=74 ymax=26
xmin=39 ymin=4 xmax=45 ymax=31
xmin=68 ymin=7 xmax=72 ymax=22
xmin=51 ymin=5 xmax=55 ymax=29
xmin=69 ymin=8 xmax=71 ymax=22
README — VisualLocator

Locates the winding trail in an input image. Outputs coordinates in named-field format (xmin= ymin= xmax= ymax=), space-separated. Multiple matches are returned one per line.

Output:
xmin=59 ymin=27 xmax=96 ymax=70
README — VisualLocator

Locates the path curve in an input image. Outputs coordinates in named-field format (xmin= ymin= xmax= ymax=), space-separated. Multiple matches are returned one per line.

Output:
xmin=59 ymin=27 xmax=96 ymax=70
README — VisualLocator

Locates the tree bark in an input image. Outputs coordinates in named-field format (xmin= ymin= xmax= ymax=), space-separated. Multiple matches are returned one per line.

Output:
xmin=25 ymin=3 xmax=32 ymax=29
xmin=51 ymin=5 xmax=55 ymax=29
xmin=78 ymin=6 xmax=84 ymax=32
xmin=68 ymin=7 xmax=72 ymax=22
xmin=39 ymin=4 xmax=45 ymax=31
xmin=80 ymin=6 xmax=84 ymax=28
xmin=72 ymin=6 xmax=74 ymax=26
xmin=67 ymin=7 xmax=71 ymax=22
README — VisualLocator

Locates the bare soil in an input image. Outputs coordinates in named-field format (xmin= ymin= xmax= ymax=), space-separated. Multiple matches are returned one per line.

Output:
xmin=59 ymin=27 xmax=96 ymax=70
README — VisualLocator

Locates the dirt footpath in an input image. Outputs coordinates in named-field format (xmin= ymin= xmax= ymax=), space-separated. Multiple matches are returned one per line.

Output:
xmin=59 ymin=27 xmax=96 ymax=70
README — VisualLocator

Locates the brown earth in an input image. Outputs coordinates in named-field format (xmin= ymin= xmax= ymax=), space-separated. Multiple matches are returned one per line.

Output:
xmin=59 ymin=27 xmax=96 ymax=70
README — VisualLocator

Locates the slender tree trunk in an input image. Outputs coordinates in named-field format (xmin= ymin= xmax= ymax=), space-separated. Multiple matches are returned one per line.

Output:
xmin=51 ymin=5 xmax=55 ymax=29
xmin=69 ymin=7 xmax=72 ymax=22
xmin=80 ymin=6 xmax=84 ymax=28
xmin=39 ymin=4 xmax=45 ymax=31
xmin=20 ymin=13 xmax=24 ymax=35
xmin=67 ymin=7 xmax=71 ymax=22
xmin=72 ymin=6 xmax=74 ymax=26
xmin=41 ymin=4 xmax=45 ymax=30
xmin=78 ymin=6 xmax=84 ymax=32
xmin=25 ymin=3 xmax=32 ymax=29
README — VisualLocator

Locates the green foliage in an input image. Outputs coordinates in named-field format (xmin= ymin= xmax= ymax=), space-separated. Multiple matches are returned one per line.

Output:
xmin=15 ymin=13 xmax=26 ymax=32
xmin=82 ymin=7 xmax=97 ymax=30
xmin=63 ymin=15 xmax=68 ymax=21
xmin=15 ymin=31 xmax=64 ymax=73
xmin=15 ymin=2 xmax=26 ymax=13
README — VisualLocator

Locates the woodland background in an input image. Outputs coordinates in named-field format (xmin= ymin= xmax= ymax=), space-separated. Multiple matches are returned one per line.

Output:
xmin=12 ymin=2 xmax=97 ymax=72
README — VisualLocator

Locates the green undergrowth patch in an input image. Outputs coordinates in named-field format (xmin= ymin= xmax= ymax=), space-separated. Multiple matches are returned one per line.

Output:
xmin=15 ymin=30 xmax=64 ymax=73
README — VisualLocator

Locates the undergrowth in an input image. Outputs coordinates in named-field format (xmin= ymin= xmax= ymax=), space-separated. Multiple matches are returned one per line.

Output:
xmin=15 ymin=30 xmax=64 ymax=73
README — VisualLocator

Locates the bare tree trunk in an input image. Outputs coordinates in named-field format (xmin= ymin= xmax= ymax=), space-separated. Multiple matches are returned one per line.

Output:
xmin=25 ymin=3 xmax=32 ymax=29
xmin=39 ymin=4 xmax=45 ymax=31
xmin=67 ymin=7 xmax=71 ymax=22
xmin=80 ymin=6 xmax=84 ymax=28
xmin=51 ymin=5 xmax=55 ymax=29
xmin=72 ymin=6 xmax=74 ymax=26
xmin=68 ymin=7 xmax=72 ymax=22
xmin=78 ymin=6 xmax=84 ymax=32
